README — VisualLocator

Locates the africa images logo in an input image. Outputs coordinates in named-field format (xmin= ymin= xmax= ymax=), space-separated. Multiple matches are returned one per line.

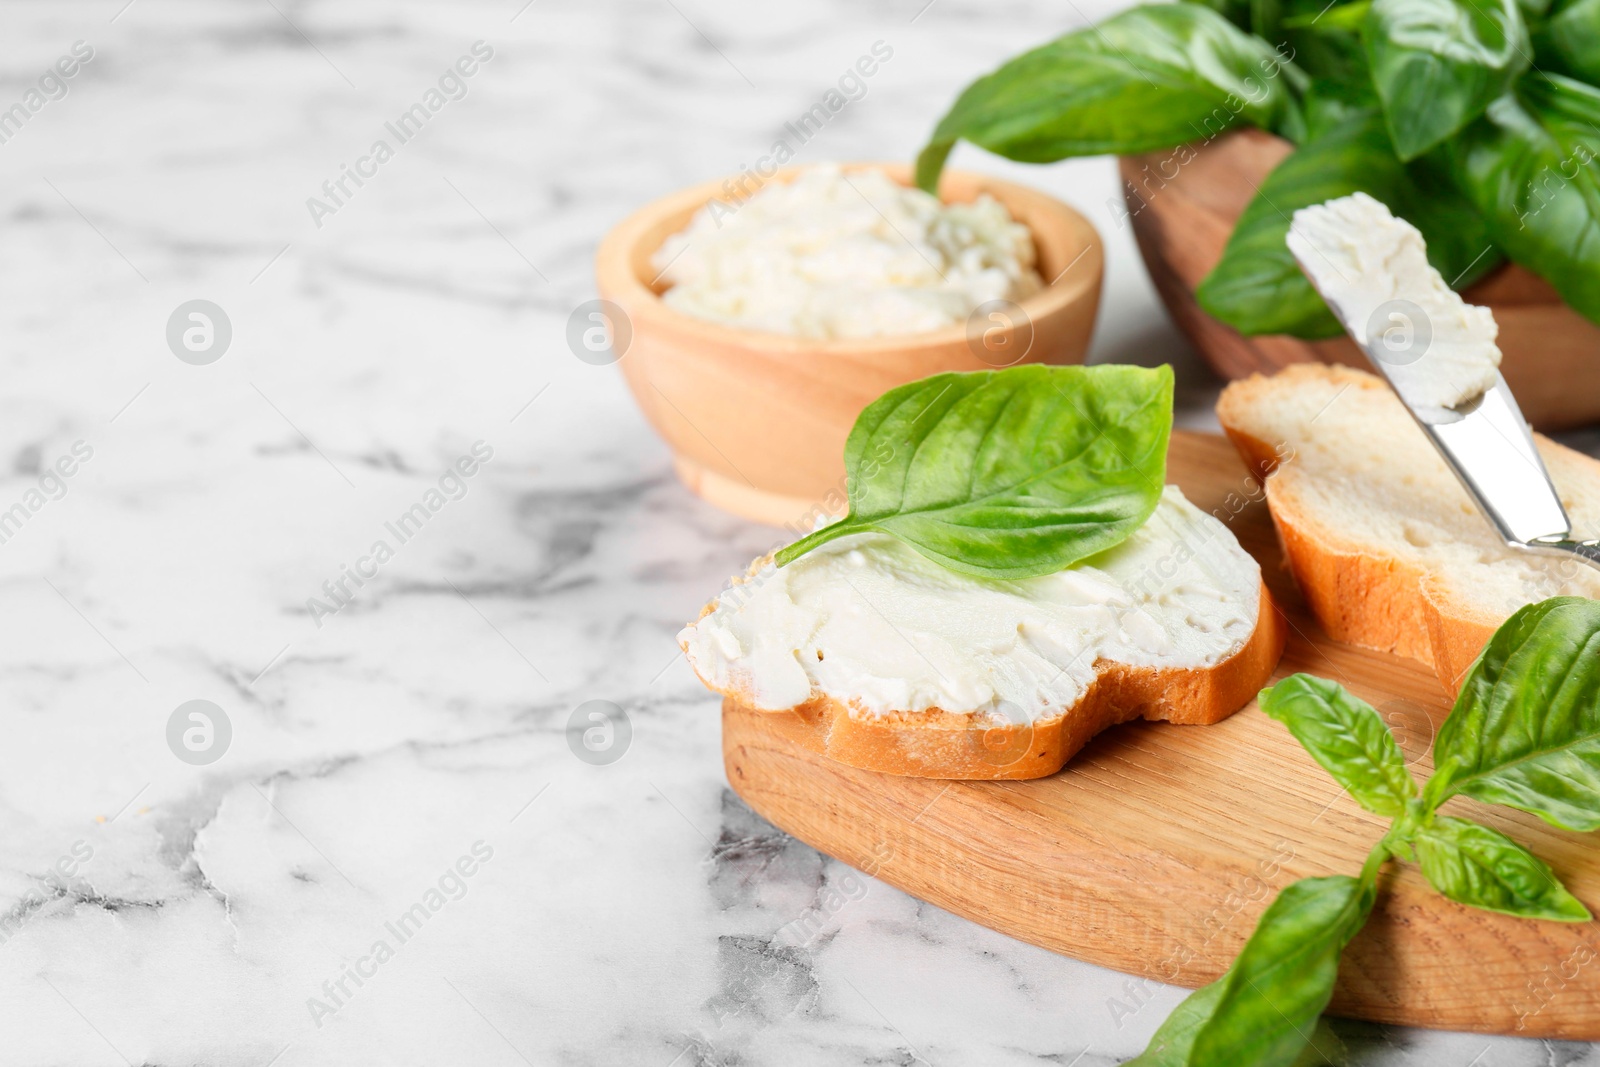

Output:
xmin=0 ymin=40 xmax=94 ymax=146
xmin=306 ymin=840 xmax=494 ymax=1027
xmin=305 ymin=41 xmax=495 ymax=229
xmin=305 ymin=441 xmax=494 ymax=628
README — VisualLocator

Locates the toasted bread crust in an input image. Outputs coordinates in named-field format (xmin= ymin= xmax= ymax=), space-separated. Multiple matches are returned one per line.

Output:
xmin=1420 ymin=584 xmax=1500 ymax=693
xmin=1218 ymin=363 xmax=1552 ymax=695
xmin=695 ymin=579 xmax=1284 ymax=780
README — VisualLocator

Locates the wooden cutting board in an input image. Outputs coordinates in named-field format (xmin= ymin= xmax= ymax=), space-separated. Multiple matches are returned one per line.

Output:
xmin=722 ymin=430 xmax=1600 ymax=1040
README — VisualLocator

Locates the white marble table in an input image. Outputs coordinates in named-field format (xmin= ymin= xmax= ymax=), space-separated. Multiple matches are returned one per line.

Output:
xmin=0 ymin=0 xmax=1592 ymax=1063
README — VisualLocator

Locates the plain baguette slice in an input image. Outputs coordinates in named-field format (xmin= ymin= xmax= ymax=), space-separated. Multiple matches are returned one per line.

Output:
xmin=1217 ymin=364 xmax=1600 ymax=692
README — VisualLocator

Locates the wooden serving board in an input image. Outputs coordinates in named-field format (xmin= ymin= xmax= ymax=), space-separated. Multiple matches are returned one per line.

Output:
xmin=723 ymin=431 xmax=1600 ymax=1039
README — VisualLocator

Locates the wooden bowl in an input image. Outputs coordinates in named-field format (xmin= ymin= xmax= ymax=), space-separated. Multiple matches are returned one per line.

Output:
xmin=1121 ymin=129 xmax=1600 ymax=430
xmin=595 ymin=164 xmax=1104 ymax=526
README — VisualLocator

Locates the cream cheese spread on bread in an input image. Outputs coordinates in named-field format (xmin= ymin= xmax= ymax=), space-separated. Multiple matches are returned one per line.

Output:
xmin=679 ymin=487 xmax=1262 ymax=721
xmin=1287 ymin=192 xmax=1501 ymax=415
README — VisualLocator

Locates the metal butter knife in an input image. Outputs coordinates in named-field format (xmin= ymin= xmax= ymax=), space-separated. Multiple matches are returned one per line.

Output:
xmin=1287 ymin=239 xmax=1600 ymax=576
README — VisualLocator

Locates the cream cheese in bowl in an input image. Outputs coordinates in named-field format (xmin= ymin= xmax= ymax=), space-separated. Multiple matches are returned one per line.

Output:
xmin=650 ymin=164 xmax=1044 ymax=340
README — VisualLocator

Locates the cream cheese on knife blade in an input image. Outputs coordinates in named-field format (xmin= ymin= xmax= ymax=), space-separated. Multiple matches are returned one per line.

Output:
xmin=1287 ymin=192 xmax=1502 ymax=417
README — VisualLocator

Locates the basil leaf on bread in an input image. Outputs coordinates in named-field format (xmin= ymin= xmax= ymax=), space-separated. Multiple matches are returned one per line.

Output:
xmin=775 ymin=364 xmax=1173 ymax=580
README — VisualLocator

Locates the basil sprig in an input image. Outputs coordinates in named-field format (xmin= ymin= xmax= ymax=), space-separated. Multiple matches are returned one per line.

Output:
xmin=916 ymin=0 xmax=1600 ymax=337
xmin=775 ymin=365 xmax=1173 ymax=580
xmin=1131 ymin=597 xmax=1596 ymax=1066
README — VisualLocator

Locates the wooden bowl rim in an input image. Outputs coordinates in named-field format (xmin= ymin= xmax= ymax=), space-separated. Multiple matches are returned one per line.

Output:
xmin=594 ymin=162 xmax=1105 ymax=358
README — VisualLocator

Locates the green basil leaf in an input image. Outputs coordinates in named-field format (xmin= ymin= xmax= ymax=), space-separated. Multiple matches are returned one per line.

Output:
xmin=1261 ymin=675 xmax=1418 ymax=817
xmin=1301 ymin=77 xmax=1379 ymax=139
xmin=1285 ymin=0 xmax=1372 ymax=30
xmin=1186 ymin=0 xmax=1313 ymax=44
xmin=1413 ymin=815 xmax=1591 ymax=921
xmin=1365 ymin=0 xmax=1531 ymax=160
xmin=1188 ymin=876 xmax=1373 ymax=1064
xmin=774 ymin=365 xmax=1172 ymax=579
xmin=1196 ymin=111 xmax=1500 ymax=337
xmin=914 ymin=5 xmax=1305 ymax=192
xmin=1534 ymin=0 xmax=1600 ymax=82
xmin=1426 ymin=597 xmax=1600 ymax=830
xmin=1184 ymin=0 xmax=1257 ymax=32
xmin=1136 ymin=989 xmax=1344 ymax=1067
xmin=1182 ymin=876 xmax=1373 ymax=1065
xmin=1252 ymin=0 xmax=1289 ymax=41
xmin=1280 ymin=0 xmax=1373 ymax=82
xmin=1124 ymin=980 xmax=1227 ymax=1065
xmin=1445 ymin=73 xmax=1600 ymax=325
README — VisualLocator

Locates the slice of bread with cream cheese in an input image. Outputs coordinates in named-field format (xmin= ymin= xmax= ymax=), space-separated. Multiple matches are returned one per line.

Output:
xmin=680 ymin=486 xmax=1283 ymax=779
